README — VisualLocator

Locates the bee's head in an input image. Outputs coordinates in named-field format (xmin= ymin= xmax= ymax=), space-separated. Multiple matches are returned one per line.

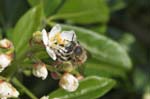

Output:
xmin=74 ymin=46 xmax=83 ymax=56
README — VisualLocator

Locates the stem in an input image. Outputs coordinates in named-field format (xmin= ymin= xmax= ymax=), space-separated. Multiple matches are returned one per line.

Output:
xmin=71 ymin=69 xmax=80 ymax=76
xmin=12 ymin=77 xmax=38 ymax=99
xmin=46 ymin=64 xmax=57 ymax=72
xmin=1 ymin=62 xmax=18 ymax=81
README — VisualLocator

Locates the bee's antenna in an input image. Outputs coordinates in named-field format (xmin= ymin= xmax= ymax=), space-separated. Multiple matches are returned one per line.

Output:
xmin=72 ymin=33 xmax=74 ymax=41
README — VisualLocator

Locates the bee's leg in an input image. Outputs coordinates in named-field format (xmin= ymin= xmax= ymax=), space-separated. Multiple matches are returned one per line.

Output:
xmin=52 ymin=60 xmax=63 ymax=67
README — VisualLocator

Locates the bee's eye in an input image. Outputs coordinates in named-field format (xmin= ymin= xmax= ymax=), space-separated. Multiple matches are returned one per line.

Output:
xmin=74 ymin=46 xmax=82 ymax=55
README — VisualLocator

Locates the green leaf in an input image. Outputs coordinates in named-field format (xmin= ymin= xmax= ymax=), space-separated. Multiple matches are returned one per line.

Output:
xmin=133 ymin=68 xmax=149 ymax=91
xmin=28 ymin=0 xmax=61 ymax=16
xmin=57 ymin=23 xmax=132 ymax=70
xmin=50 ymin=0 xmax=109 ymax=24
xmin=49 ymin=76 xmax=116 ymax=99
xmin=44 ymin=0 xmax=62 ymax=16
xmin=12 ymin=6 xmax=44 ymax=59
xmin=27 ymin=0 xmax=42 ymax=6
xmin=5 ymin=28 xmax=14 ymax=40
xmin=84 ymin=59 xmax=127 ymax=79
xmin=107 ymin=0 xmax=126 ymax=12
xmin=118 ymin=33 xmax=135 ymax=52
xmin=89 ymin=24 xmax=107 ymax=35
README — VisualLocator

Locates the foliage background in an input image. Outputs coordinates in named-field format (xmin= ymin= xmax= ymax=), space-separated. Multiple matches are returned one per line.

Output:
xmin=0 ymin=0 xmax=150 ymax=99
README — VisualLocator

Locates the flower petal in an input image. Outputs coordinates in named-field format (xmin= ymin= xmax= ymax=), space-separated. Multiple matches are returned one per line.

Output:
xmin=40 ymin=96 xmax=49 ymax=99
xmin=42 ymin=29 xmax=49 ymax=46
xmin=46 ymin=47 xmax=57 ymax=60
xmin=49 ymin=24 xmax=61 ymax=39
xmin=61 ymin=30 xmax=76 ymax=41
xmin=0 ymin=54 xmax=11 ymax=72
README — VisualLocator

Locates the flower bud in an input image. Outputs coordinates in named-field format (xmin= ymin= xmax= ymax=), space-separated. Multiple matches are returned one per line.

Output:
xmin=59 ymin=73 xmax=79 ymax=92
xmin=32 ymin=31 xmax=42 ymax=43
xmin=51 ymin=72 xmax=60 ymax=80
xmin=40 ymin=96 xmax=49 ymax=99
xmin=0 ymin=54 xmax=12 ymax=72
xmin=62 ymin=62 xmax=74 ymax=72
xmin=0 ymin=39 xmax=13 ymax=49
xmin=0 ymin=80 xmax=19 ymax=99
xmin=32 ymin=63 xmax=48 ymax=80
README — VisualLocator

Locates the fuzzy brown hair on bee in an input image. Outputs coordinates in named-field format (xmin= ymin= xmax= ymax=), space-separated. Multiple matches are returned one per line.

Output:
xmin=55 ymin=41 xmax=87 ymax=65
xmin=72 ymin=44 xmax=87 ymax=65
xmin=54 ymin=33 xmax=87 ymax=65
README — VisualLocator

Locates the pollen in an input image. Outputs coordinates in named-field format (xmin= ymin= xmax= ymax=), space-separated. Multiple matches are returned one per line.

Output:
xmin=56 ymin=33 xmax=64 ymax=45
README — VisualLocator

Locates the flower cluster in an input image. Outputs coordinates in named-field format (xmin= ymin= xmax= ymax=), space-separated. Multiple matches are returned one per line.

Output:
xmin=0 ymin=39 xmax=14 ymax=72
xmin=32 ymin=24 xmax=87 ymax=92
xmin=0 ymin=39 xmax=19 ymax=99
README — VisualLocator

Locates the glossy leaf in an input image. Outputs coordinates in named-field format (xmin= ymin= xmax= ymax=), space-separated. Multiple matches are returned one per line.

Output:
xmin=27 ymin=0 xmax=41 ymax=6
xmin=84 ymin=59 xmax=127 ymax=79
xmin=44 ymin=0 xmax=62 ymax=16
xmin=49 ymin=76 xmax=116 ymax=99
xmin=12 ymin=6 xmax=44 ymax=59
xmin=58 ymin=23 xmax=132 ymax=70
xmin=51 ymin=0 xmax=109 ymax=24
xmin=89 ymin=24 xmax=107 ymax=35
xmin=28 ymin=0 xmax=61 ymax=16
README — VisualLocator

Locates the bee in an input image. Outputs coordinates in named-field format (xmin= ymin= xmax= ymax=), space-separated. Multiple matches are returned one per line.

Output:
xmin=54 ymin=35 xmax=87 ymax=65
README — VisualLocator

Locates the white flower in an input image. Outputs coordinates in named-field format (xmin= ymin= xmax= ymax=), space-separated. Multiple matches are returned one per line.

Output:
xmin=0 ymin=54 xmax=12 ymax=72
xmin=59 ymin=73 xmax=79 ymax=92
xmin=32 ymin=63 xmax=48 ymax=80
xmin=0 ymin=39 xmax=13 ymax=49
xmin=40 ymin=96 xmax=49 ymax=99
xmin=42 ymin=24 xmax=76 ymax=60
xmin=0 ymin=80 xmax=19 ymax=99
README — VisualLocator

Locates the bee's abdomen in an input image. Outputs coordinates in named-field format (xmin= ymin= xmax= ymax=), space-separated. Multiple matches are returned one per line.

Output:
xmin=55 ymin=48 xmax=73 ymax=61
